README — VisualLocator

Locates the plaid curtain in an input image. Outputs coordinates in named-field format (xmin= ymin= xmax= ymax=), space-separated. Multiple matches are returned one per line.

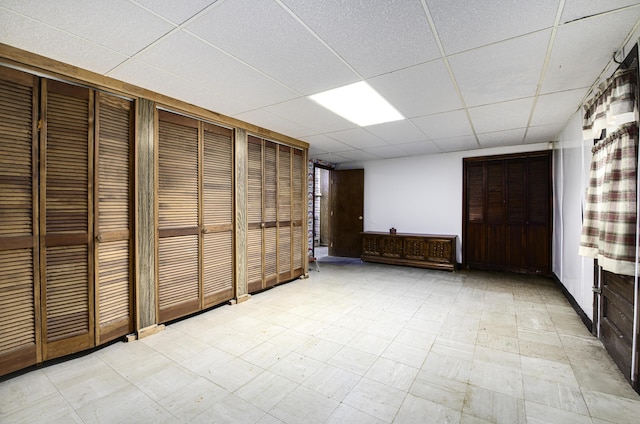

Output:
xmin=579 ymin=67 xmax=638 ymax=276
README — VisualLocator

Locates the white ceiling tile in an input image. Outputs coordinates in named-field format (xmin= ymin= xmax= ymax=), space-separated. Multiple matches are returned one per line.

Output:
xmin=264 ymin=97 xmax=356 ymax=134
xmin=426 ymin=0 xmax=559 ymax=55
xmin=561 ymin=0 xmax=640 ymax=23
xmin=369 ymin=60 xmax=462 ymax=118
xmin=449 ymin=30 xmax=551 ymax=107
xmin=542 ymin=7 xmax=640 ymax=93
xmin=186 ymin=0 xmax=359 ymax=95
xmin=136 ymin=30 xmax=299 ymax=108
xmin=396 ymin=141 xmax=442 ymax=156
xmin=524 ymin=124 xmax=565 ymax=144
xmin=233 ymin=109 xmax=314 ymax=138
xmin=109 ymin=59 xmax=253 ymax=116
xmin=310 ymin=152 xmax=352 ymax=163
xmin=279 ymin=0 xmax=440 ymax=78
xmin=364 ymin=120 xmax=428 ymax=145
xmin=530 ymin=89 xmax=587 ymax=126
xmin=477 ymin=129 xmax=527 ymax=148
xmin=325 ymin=128 xmax=388 ymax=150
xmin=335 ymin=150 xmax=380 ymax=162
xmin=433 ymin=135 xmax=479 ymax=152
xmin=468 ymin=98 xmax=535 ymax=134
xmin=411 ymin=110 xmax=473 ymax=140
xmin=0 ymin=9 xmax=128 ymax=74
xmin=364 ymin=145 xmax=408 ymax=159
xmin=135 ymin=0 xmax=219 ymax=25
xmin=301 ymin=134 xmax=353 ymax=153
xmin=1 ymin=0 xmax=175 ymax=56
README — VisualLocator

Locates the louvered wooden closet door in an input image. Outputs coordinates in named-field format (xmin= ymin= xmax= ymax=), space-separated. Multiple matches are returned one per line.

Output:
xmin=278 ymin=146 xmax=292 ymax=281
xmin=157 ymin=111 xmax=199 ymax=322
xmin=247 ymin=137 xmax=264 ymax=293
xmin=0 ymin=68 xmax=39 ymax=376
xmin=264 ymin=141 xmax=278 ymax=287
xmin=292 ymin=149 xmax=304 ymax=274
xmin=41 ymin=80 xmax=94 ymax=360
xmin=95 ymin=92 xmax=133 ymax=343
xmin=202 ymin=123 xmax=234 ymax=307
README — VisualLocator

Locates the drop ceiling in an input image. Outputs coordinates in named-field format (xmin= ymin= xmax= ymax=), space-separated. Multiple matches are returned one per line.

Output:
xmin=1 ymin=0 xmax=639 ymax=163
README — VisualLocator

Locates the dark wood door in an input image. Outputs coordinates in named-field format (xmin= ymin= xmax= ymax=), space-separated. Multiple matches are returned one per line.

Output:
xmin=330 ymin=169 xmax=364 ymax=257
xmin=599 ymin=271 xmax=638 ymax=389
xmin=463 ymin=151 xmax=551 ymax=275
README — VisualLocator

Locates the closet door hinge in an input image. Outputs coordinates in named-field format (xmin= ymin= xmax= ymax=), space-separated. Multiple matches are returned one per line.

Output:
xmin=592 ymin=287 xmax=602 ymax=294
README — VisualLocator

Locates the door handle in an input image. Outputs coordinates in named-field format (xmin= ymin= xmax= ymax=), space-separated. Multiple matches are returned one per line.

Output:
xmin=358 ymin=216 xmax=363 ymax=220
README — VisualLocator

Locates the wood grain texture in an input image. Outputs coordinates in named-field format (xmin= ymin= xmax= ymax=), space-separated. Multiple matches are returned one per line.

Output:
xmin=135 ymin=98 xmax=156 ymax=330
xmin=234 ymin=128 xmax=248 ymax=298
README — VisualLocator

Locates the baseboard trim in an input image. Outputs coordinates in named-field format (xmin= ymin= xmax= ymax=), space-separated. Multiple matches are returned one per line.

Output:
xmin=551 ymin=272 xmax=593 ymax=333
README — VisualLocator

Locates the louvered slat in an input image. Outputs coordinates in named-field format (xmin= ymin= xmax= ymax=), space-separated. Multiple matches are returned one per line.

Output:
xmin=247 ymin=138 xmax=263 ymax=224
xmin=203 ymin=231 xmax=233 ymax=306
xmin=46 ymin=90 xmax=89 ymax=234
xmin=158 ymin=117 xmax=198 ymax=228
xmin=278 ymin=146 xmax=291 ymax=222
xmin=247 ymin=228 xmax=263 ymax=286
xmin=203 ymin=127 xmax=233 ymax=226
xmin=45 ymin=246 xmax=89 ymax=342
xmin=264 ymin=142 xmax=277 ymax=223
xmin=0 ymin=249 xmax=35 ymax=350
xmin=278 ymin=225 xmax=291 ymax=277
xmin=97 ymin=240 xmax=129 ymax=325
xmin=293 ymin=226 xmax=302 ymax=270
xmin=292 ymin=150 xmax=303 ymax=221
xmin=158 ymin=235 xmax=199 ymax=316
xmin=98 ymin=95 xmax=131 ymax=232
xmin=264 ymin=226 xmax=277 ymax=282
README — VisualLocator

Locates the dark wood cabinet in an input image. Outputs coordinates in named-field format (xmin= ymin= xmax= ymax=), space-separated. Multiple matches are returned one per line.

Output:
xmin=361 ymin=232 xmax=457 ymax=271
xmin=463 ymin=151 xmax=552 ymax=275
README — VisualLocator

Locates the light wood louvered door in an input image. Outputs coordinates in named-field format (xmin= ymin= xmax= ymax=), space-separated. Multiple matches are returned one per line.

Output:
xmin=94 ymin=92 xmax=133 ymax=344
xmin=0 ymin=67 xmax=40 ymax=375
xmin=157 ymin=111 xmax=235 ymax=322
xmin=202 ymin=122 xmax=234 ymax=308
xmin=157 ymin=111 xmax=200 ymax=322
xmin=40 ymin=79 xmax=94 ymax=360
xmin=264 ymin=141 xmax=278 ymax=288
xmin=278 ymin=146 xmax=292 ymax=281
xmin=246 ymin=136 xmax=305 ymax=294
xmin=292 ymin=149 xmax=304 ymax=275
xmin=247 ymin=136 xmax=264 ymax=293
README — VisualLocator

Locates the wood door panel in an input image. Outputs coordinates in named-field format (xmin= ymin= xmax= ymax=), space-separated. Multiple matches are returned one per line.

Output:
xmin=95 ymin=92 xmax=133 ymax=344
xmin=158 ymin=235 xmax=199 ymax=322
xmin=0 ymin=67 xmax=39 ymax=376
xmin=600 ymin=270 xmax=635 ymax=383
xmin=463 ymin=152 xmax=551 ymax=274
xmin=42 ymin=79 xmax=94 ymax=361
xmin=203 ymin=231 xmax=234 ymax=308
xmin=330 ymin=169 xmax=364 ymax=257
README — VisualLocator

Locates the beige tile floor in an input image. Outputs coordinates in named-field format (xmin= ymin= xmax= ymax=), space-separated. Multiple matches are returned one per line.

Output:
xmin=2 ymin=262 xmax=640 ymax=423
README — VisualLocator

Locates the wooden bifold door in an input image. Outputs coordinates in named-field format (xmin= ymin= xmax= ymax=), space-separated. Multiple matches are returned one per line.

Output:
xmin=246 ymin=135 xmax=304 ymax=293
xmin=463 ymin=151 xmax=551 ymax=275
xmin=156 ymin=110 xmax=234 ymax=323
xmin=0 ymin=67 xmax=134 ymax=376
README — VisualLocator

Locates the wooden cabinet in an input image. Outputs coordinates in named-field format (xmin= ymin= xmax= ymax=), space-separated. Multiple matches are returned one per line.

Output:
xmin=361 ymin=232 xmax=457 ymax=271
xmin=463 ymin=151 xmax=552 ymax=275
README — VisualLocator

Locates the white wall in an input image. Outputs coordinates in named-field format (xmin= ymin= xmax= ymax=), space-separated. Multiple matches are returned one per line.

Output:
xmin=553 ymin=112 xmax=595 ymax=319
xmin=341 ymin=142 xmax=549 ymax=263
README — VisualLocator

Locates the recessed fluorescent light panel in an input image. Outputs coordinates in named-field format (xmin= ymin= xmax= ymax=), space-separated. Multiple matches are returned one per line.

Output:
xmin=309 ymin=81 xmax=404 ymax=127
